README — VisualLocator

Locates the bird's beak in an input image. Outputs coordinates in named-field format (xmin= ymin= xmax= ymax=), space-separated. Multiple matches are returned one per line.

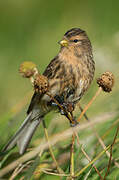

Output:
xmin=58 ymin=39 xmax=68 ymax=47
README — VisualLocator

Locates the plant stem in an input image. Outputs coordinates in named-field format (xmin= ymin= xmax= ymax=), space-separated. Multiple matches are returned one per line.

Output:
xmin=75 ymin=144 xmax=111 ymax=177
xmin=103 ymin=126 xmax=119 ymax=180
xmin=70 ymin=132 xmax=75 ymax=179
xmin=77 ymin=87 xmax=102 ymax=122
xmin=75 ymin=133 xmax=103 ymax=180
xmin=42 ymin=120 xmax=63 ymax=175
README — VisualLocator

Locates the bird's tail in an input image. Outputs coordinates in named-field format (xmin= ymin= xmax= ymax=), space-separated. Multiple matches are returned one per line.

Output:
xmin=2 ymin=112 xmax=42 ymax=155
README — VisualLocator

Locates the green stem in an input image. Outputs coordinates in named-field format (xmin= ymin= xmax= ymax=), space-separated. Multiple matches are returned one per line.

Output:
xmin=42 ymin=120 xmax=63 ymax=175
xmin=70 ymin=133 xmax=75 ymax=179
xmin=75 ymin=144 xmax=111 ymax=177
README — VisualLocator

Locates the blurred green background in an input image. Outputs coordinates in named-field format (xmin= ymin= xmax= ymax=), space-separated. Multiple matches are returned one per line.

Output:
xmin=0 ymin=0 xmax=119 ymax=178
xmin=0 ymin=0 xmax=119 ymax=113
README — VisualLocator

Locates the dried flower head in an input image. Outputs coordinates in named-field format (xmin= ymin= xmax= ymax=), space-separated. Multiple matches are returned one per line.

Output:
xmin=19 ymin=61 xmax=38 ymax=78
xmin=97 ymin=71 xmax=114 ymax=92
xmin=34 ymin=74 xmax=49 ymax=93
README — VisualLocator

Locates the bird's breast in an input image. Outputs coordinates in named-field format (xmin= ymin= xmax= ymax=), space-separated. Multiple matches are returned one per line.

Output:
xmin=42 ymin=50 xmax=95 ymax=105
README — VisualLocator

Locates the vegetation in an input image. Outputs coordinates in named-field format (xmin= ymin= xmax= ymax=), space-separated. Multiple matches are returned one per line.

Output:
xmin=0 ymin=1 xmax=119 ymax=179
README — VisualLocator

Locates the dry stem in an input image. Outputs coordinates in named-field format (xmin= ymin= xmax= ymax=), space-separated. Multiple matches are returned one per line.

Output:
xmin=75 ymin=144 xmax=111 ymax=177
xmin=77 ymin=87 xmax=102 ymax=122
xmin=0 ymin=112 xmax=116 ymax=178
xmin=103 ymin=126 xmax=119 ymax=180
xmin=9 ymin=161 xmax=32 ymax=180
xmin=70 ymin=132 xmax=75 ymax=180
xmin=42 ymin=119 xmax=63 ymax=175
xmin=46 ymin=91 xmax=76 ymax=179
xmin=75 ymin=133 xmax=103 ymax=180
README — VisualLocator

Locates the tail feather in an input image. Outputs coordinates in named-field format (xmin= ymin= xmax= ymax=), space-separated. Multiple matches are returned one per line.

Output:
xmin=17 ymin=119 xmax=41 ymax=154
xmin=2 ymin=112 xmax=42 ymax=154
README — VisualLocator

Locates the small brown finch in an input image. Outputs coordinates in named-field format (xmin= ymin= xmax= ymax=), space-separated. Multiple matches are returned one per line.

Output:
xmin=3 ymin=28 xmax=95 ymax=154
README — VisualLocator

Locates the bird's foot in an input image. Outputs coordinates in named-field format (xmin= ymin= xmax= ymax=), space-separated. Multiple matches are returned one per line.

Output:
xmin=70 ymin=116 xmax=79 ymax=127
xmin=49 ymin=100 xmax=78 ymax=126
xmin=61 ymin=102 xmax=75 ymax=113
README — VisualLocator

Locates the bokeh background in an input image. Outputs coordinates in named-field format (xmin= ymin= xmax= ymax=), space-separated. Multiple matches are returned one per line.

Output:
xmin=0 ymin=0 xmax=119 ymax=179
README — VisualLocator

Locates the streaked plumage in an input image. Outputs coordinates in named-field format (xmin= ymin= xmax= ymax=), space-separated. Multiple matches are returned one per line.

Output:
xmin=2 ymin=28 xmax=95 ymax=154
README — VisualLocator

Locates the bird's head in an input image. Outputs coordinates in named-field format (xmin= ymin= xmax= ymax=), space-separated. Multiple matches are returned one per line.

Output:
xmin=59 ymin=28 xmax=91 ymax=50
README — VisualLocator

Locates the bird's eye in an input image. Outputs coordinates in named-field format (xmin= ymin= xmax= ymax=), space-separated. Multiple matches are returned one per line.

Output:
xmin=73 ymin=39 xmax=79 ymax=43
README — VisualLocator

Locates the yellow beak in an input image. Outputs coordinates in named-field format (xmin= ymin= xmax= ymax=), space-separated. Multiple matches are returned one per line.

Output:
xmin=59 ymin=39 xmax=68 ymax=47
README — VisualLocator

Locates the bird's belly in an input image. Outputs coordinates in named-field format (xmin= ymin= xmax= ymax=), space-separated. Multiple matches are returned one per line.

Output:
xmin=42 ymin=64 xmax=93 ymax=107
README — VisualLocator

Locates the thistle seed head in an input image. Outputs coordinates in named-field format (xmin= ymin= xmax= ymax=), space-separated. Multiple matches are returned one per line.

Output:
xmin=97 ymin=71 xmax=114 ymax=92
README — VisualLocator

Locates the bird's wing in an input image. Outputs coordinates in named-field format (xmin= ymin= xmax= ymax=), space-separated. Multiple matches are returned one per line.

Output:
xmin=44 ymin=56 xmax=77 ymax=103
xmin=27 ymin=92 xmax=41 ymax=114
xmin=27 ymin=56 xmax=59 ymax=114
xmin=43 ymin=56 xmax=59 ymax=79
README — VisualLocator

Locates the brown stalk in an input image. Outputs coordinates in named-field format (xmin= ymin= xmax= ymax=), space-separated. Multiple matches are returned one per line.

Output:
xmin=75 ymin=132 xmax=103 ymax=180
xmin=79 ymin=106 xmax=119 ymax=179
xmin=0 ymin=114 xmax=116 ymax=178
xmin=103 ymin=126 xmax=119 ymax=180
xmin=70 ymin=132 xmax=75 ymax=180
xmin=9 ymin=161 xmax=32 ymax=180
xmin=93 ymin=129 xmax=119 ymax=169
xmin=78 ymin=103 xmax=119 ymax=178
xmin=46 ymin=92 xmax=76 ymax=179
xmin=42 ymin=119 xmax=64 ymax=175
xmin=77 ymin=87 xmax=102 ymax=122
xmin=75 ymin=144 xmax=111 ymax=177
xmin=79 ymin=105 xmax=119 ymax=169
xmin=81 ymin=103 xmax=119 ymax=170
xmin=41 ymin=170 xmax=70 ymax=177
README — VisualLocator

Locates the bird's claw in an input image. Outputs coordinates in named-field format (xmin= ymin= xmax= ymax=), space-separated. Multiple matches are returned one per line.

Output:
xmin=60 ymin=102 xmax=75 ymax=113
xmin=49 ymin=100 xmax=78 ymax=126
xmin=70 ymin=118 xmax=79 ymax=127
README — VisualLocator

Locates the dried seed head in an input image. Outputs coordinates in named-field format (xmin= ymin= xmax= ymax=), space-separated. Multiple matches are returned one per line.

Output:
xmin=19 ymin=61 xmax=38 ymax=78
xmin=97 ymin=71 xmax=114 ymax=92
xmin=34 ymin=74 xmax=49 ymax=94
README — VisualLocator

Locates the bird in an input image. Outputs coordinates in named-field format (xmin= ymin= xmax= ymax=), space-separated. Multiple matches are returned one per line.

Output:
xmin=2 ymin=28 xmax=95 ymax=155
